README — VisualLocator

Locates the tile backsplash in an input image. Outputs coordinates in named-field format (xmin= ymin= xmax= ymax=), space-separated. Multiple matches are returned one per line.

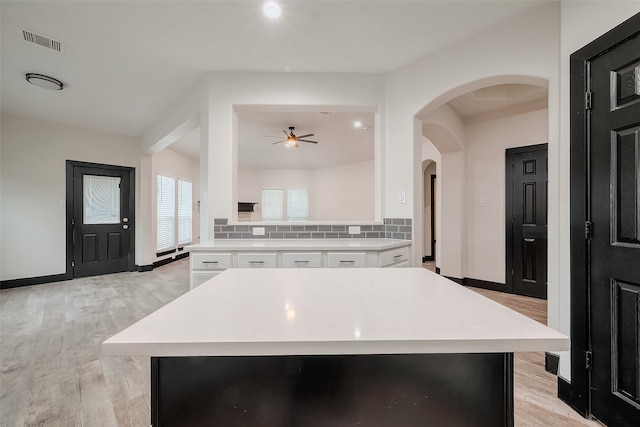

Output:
xmin=213 ymin=218 xmax=412 ymax=240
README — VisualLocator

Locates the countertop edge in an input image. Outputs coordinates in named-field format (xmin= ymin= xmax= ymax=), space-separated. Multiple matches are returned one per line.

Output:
xmin=102 ymin=337 xmax=570 ymax=358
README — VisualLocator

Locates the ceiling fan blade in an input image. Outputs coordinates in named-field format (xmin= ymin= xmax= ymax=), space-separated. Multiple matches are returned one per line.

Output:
xmin=282 ymin=129 xmax=289 ymax=136
xmin=296 ymin=133 xmax=314 ymax=139
xmin=272 ymin=140 xmax=286 ymax=144
xmin=298 ymin=139 xmax=318 ymax=144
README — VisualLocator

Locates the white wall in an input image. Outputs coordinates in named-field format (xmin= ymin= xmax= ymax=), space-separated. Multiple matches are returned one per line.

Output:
xmin=464 ymin=106 xmax=548 ymax=284
xmin=238 ymin=161 xmax=374 ymax=221
xmin=439 ymin=151 xmax=466 ymax=278
xmin=151 ymin=148 xmax=200 ymax=261
xmin=0 ymin=113 xmax=140 ymax=281
xmin=386 ymin=1 xmax=558 ymax=227
xmin=312 ymin=161 xmax=374 ymax=221
xmin=204 ymin=72 xmax=385 ymax=233
xmin=556 ymin=0 xmax=640 ymax=380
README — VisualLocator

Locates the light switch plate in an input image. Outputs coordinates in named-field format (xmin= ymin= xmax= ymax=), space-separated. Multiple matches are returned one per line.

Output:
xmin=348 ymin=226 xmax=361 ymax=235
xmin=252 ymin=227 xmax=265 ymax=236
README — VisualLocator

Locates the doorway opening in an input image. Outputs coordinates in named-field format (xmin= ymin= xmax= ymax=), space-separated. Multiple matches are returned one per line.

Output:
xmin=422 ymin=159 xmax=437 ymax=263
xmin=417 ymin=78 xmax=549 ymax=290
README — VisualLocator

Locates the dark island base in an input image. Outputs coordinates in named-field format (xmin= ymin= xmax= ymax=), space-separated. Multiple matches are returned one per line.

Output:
xmin=151 ymin=352 xmax=514 ymax=427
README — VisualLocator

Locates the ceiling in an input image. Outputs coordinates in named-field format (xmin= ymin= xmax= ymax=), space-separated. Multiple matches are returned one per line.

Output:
xmin=1 ymin=1 xmax=544 ymax=137
xmin=170 ymin=84 xmax=548 ymax=168
xmin=448 ymin=84 xmax=548 ymax=117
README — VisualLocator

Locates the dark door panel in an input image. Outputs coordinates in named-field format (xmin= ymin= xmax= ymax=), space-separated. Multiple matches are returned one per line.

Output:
xmin=589 ymin=31 xmax=640 ymax=427
xmin=66 ymin=161 xmax=135 ymax=278
xmin=506 ymin=144 xmax=548 ymax=299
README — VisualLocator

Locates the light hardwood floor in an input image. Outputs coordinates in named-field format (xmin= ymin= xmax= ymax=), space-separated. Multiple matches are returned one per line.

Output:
xmin=1 ymin=260 xmax=602 ymax=426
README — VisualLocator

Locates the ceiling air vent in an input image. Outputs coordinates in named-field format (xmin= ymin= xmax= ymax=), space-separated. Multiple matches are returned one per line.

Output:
xmin=20 ymin=29 xmax=65 ymax=53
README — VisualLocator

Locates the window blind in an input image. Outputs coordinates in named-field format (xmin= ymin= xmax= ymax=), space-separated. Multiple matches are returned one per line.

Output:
xmin=177 ymin=179 xmax=193 ymax=245
xmin=261 ymin=188 xmax=284 ymax=220
xmin=287 ymin=188 xmax=309 ymax=219
xmin=83 ymin=175 xmax=120 ymax=224
xmin=157 ymin=175 xmax=176 ymax=252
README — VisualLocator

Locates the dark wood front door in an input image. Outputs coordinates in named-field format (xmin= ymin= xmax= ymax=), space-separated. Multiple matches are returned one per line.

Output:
xmin=506 ymin=144 xmax=548 ymax=299
xmin=589 ymin=30 xmax=640 ymax=427
xmin=66 ymin=161 xmax=135 ymax=278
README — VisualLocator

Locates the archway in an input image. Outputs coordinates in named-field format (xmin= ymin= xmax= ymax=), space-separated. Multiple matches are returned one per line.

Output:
xmin=415 ymin=76 xmax=549 ymax=289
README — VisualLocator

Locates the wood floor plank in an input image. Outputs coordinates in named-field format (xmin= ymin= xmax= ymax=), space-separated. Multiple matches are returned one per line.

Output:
xmin=1 ymin=261 xmax=603 ymax=426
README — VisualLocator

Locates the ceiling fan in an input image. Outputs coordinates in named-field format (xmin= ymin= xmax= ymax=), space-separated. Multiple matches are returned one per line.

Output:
xmin=270 ymin=127 xmax=318 ymax=148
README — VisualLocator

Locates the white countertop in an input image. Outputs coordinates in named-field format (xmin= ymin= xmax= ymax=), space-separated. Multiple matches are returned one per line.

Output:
xmin=102 ymin=268 xmax=569 ymax=357
xmin=187 ymin=238 xmax=411 ymax=251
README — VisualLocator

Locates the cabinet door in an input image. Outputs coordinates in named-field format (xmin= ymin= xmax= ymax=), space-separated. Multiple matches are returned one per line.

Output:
xmin=191 ymin=253 xmax=232 ymax=270
xmin=379 ymin=246 xmax=409 ymax=267
xmin=283 ymin=252 xmax=322 ymax=268
xmin=237 ymin=253 xmax=278 ymax=268
xmin=327 ymin=252 xmax=366 ymax=268
xmin=191 ymin=271 xmax=220 ymax=289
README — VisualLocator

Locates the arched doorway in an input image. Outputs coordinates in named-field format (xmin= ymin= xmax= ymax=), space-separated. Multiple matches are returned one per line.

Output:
xmin=415 ymin=77 xmax=549 ymax=297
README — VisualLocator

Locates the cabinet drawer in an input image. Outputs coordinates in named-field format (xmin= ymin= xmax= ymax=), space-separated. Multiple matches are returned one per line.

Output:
xmin=379 ymin=246 xmax=410 ymax=267
xmin=237 ymin=253 xmax=278 ymax=268
xmin=191 ymin=271 xmax=220 ymax=289
xmin=191 ymin=253 xmax=232 ymax=270
xmin=327 ymin=252 xmax=366 ymax=268
xmin=282 ymin=252 xmax=322 ymax=268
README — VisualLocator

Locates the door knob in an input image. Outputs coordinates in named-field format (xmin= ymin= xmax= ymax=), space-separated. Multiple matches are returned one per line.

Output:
xmin=123 ymin=217 xmax=129 ymax=223
xmin=123 ymin=224 xmax=129 ymax=230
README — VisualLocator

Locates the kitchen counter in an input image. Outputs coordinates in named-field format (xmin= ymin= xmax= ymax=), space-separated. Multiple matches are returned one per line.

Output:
xmin=103 ymin=268 xmax=568 ymax=357
xmin=186 ymin=238 xmax=411 ymax=252
xmin=103 ymin=268 xmax=568 ymax=426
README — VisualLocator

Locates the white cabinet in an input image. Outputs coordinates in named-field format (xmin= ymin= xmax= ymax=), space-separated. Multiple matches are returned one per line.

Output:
xmin=191 ymin=253 xmax=232 ymax=270
xmin=327 ymin=252 xmax=366 ymax=268
xmin=282 ymin=252 xmax=322 ymax=268
xmin=237 ymin=253 xmax=278 ymax=268
xmin=190 ymin=253 xmax=233 ymax=289
xmin=379 ymin=246 xmax=410 ymax=267
xmin=192 ymin=271 xmax=220 ymax=287
xmin=188 ymin=241 xmax=411 ymax=289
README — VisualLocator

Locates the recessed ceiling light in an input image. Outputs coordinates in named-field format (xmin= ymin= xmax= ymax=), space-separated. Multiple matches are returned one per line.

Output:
xmin=25 ymin=73 xmax=63 ymax=90
xmin=263 ymin=2 xmax=281 ymax=19
xmin=353 ymin=121 xmax=362 ymax=128
xmin=318 ymin=111 xmax=333 ymax=116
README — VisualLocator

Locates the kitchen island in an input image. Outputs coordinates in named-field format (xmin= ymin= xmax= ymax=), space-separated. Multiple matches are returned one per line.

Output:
xmin=103 ymin=268 xmax=569 ymax=427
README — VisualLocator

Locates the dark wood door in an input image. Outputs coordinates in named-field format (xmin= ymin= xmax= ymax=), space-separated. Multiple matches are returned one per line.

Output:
xmin=68 ymin=161 xmax=135 ymax=278
xmin=506 ymin=144 xmax=548 ymax=299
xmin=589 ymin=33 xmax=640 ymax=427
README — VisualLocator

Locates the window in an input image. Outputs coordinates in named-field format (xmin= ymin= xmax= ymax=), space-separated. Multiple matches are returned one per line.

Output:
xmin=287 ymin=188 xmax=309 ymax=220
xmin=261 ymin=187 xmax=309 ymax=221
xmin=261 ymin=188 xmax=284 ymax=220
xmin=157 ymin=175 xmax=192 ymax=253
xmin=83 ymin=175 xmax=120 ymax=224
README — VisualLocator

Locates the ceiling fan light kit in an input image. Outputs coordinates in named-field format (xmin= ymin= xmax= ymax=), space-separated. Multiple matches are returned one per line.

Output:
xmin=272 ymin=126 xmax=318 ymax=148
